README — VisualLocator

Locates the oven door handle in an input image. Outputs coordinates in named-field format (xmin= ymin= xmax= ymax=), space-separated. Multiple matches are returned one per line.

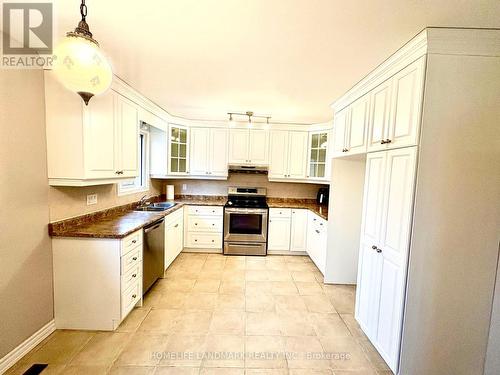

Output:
xmin=224 ymin=208 xmax=268 ymax=214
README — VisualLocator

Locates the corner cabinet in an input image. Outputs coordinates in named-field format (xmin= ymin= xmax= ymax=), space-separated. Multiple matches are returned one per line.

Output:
xmin=45 ymin=71 xmax=139 ymax=186
xmin=307 ymin=130 xmax=331 ymax=181
xmin=168 ymin=124 xmax=189 ymax=175
xmin=228 ymin=128 xmax=269 ymax=165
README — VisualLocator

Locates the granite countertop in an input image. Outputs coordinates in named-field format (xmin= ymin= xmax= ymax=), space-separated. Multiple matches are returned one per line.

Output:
xmin=267 ymin=198 xmax=328 ymax=221
xmin=49 ymin=195 xmax=328 ymax=239
xmin=49 ymin=195 xmax=226 ymax=239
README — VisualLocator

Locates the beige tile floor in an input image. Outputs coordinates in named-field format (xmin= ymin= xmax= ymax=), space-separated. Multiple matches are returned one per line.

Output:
xmin=7 ymin=253 xmax=392 ymax=375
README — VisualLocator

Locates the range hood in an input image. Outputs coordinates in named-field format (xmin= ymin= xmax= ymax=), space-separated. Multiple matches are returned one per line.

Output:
xmin=228 ymin=165 xmax=268 ymax=175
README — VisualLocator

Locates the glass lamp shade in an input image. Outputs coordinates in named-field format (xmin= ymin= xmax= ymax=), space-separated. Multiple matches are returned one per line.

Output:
xmin=53 ymin=35 xmax=112 ymax=105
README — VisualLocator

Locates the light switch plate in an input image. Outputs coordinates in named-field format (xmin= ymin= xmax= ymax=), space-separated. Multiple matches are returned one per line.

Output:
xmin=182 ymin=184 xmax=187 ymax=192
xmin=87 ymin=194 xmax=97 ymax=205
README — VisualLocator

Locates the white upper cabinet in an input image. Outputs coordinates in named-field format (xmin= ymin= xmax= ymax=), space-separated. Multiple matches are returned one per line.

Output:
xmin=367 ymin=79 xmax=393 ymax=152
xmin=332 ymin=107 xmax=349 ymax=157
xmin=269 ymin=130 xmax=308 ymax=180
xmin=346 ymin=94 xmax=369 ymax=154
xmin=307 ymin=131 xmax=330 ymax=180
xmin=45 ymin=71 xmax=139 ymax=186
xmin=229 ymin=128 xmax=269 ymax=165
xmin=388 ymin=57 xmax=425 ymax=149
xmin=168 ymin=124 xmax=189 ymax=175
xmin=190 ymin=127 xmax=228 ymax=177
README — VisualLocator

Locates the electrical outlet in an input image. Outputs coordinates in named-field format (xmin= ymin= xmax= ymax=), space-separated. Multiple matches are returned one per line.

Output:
xmin=87 ymin=194 xmax=97 ymax=205
xmin=182 ymin=184 xmax=187 ymax=192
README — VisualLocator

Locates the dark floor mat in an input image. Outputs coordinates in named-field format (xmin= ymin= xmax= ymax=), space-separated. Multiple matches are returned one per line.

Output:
xmin=23 ymin=364 xmax=48 ymax=375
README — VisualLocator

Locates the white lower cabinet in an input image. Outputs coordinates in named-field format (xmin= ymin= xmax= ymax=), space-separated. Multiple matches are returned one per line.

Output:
xmin=290 ymin=209 xmax=308 ymax=252
xmin=164 ymin=207 xmax=184 ymax=270
xmin=306 ymin=211 xmax=327 ymax=274
xmin=355 ymin=147 xmax=417 ymax=373
xmin=268 ymin=208 xmax=292 ymax=251
xmin=52 ymin=229 xmax=143 ymax=331
xmin=184 ymin=205 xmax=223 ymax=250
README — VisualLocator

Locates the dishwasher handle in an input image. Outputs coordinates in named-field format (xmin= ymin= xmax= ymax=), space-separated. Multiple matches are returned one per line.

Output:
xmin=144 ymin=219 xmax=165 ymax=233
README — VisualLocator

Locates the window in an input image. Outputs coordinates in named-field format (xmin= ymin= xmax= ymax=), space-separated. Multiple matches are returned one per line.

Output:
xmin=309 ymin=132 xmax=328 ymax=178
xmin=118 ymin=127 xmax=150 ymax=195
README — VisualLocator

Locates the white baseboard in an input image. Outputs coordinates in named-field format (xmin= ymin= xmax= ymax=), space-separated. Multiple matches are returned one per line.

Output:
xmin=0 ymin=320 xmax=56 ymax=374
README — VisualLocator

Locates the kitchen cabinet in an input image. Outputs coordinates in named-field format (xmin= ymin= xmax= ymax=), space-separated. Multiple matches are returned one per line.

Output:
xmin=367 ymin=57 xmax=425 ymax=152
xmin=184 ymin=206 xmax=223 ymax=250
xmin=332 ymin=94 xmax=369 ymax=157
xmin=164 ymin=207 xmax=184 ymax=270
xmin=306 ymin=211 xmax=327 ymax=274
xmin=190 ymin=127 xmax=228 ymax=177
xmin=268 ymin=208 xmax=292 ymax=251
xmin=269 ymin=130 xmax=308 ymax=180
xmin=44 ymin=71 xmax=139 ymax=186
xmin=52 ymin=229 xmax=143 ymax=331
xmin=168 ymin=124 xmax=189 ymax=174
xmin=229 ymin=128 xmax=269 ymax=165
xmin=307 ymin=131 xmax=330 ymax=180
xmin=290 ymin=209 xmax=308 ymax=252
xmin=355 ymin=147 xmax=417 ymax=371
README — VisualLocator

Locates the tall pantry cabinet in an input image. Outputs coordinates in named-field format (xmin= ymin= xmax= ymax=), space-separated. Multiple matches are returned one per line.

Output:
xmin=327 ymin=28 xmax=500 ymax=375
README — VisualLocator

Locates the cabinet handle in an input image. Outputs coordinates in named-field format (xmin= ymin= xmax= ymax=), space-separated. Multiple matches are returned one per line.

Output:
xmin=385 ymin=139 xmax=392 ymax=144
xmin=132 ymin=274 xmax=137 ymax=278
xmin=132 ymin=240 xmax=136 ymax=244
xmin=132 ymin=294 xmax=137 ymax=299
xmin=132 ymin=257 xmax=137 ymax=261
xmin=174 ymin=224 xmax=179 ymax=228
xmin=380 ymin=140 xmax=386 ymax=144
xmin=195 ymin=223 xmax=198 ymax=226
xmin=315 ymin=229 xmax=320 ymax=234
xmin=212 ymin=223 xmax=215 ymax=226
xmin=211 ymin=240 xmax=215 ymax=242
xmin=372 ymin=245 xmax=382 ymax=253
xmin=195 ymin=239 xmax=198 ymax=242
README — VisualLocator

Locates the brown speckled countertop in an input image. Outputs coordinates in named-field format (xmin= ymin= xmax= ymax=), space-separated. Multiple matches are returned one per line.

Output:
xmin=49 ymin=195 xmax=226 ymax=239
xmin=49 ymin=195 xmax=327 ymax=239
xmin=267 ymin=198 xmax=328 ymax=220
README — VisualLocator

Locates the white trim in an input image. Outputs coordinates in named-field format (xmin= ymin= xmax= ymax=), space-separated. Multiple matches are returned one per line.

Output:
xmin=118 ymin=129 xmax=150 ymax=196
xmin=0 ymin=320 xmax=56 ymax=374
xmin=48 ymin=177 xmax=132 ymax=187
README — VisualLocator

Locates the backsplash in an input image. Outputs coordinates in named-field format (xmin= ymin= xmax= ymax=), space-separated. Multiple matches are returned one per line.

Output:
xmin=155 ymin=173 xmax=328 ymax=198
xmin=49 ymin=179 xmax=163 ymax=222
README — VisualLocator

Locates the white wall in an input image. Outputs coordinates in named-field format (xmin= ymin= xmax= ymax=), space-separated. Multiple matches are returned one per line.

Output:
xmin=324 ymin=156 xmax=366 ymax=284
xmin=399 ymin=53 xmax=500 ymax=375
xmin=0 ymin=70 xmax=54 ymax=358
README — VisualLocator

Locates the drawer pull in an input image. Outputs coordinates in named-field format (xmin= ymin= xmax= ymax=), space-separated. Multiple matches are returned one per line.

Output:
xmin=132 ymin=294 xmax=137 ymax=299
xmin=195 ymin=239 xmax=198 ymax=242
xmin=211 ymin=240 xmax=215 ymax=243
xmin=174 ymin=224 xmax=179 ymax=228
xmin=132 ymin=257 xmax=138 ymax=261
xmin=132 ymin=274 xmax=137 ymax=278
xmin=212 ymin=223 xmax=215 ymax=226
xmin=315 ymin=230 xmax=320 ymax=234
xmin=195 ymin=223 xmax=198 ymax=226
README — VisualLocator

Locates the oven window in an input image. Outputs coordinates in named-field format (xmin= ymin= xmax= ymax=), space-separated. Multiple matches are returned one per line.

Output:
xmin=229 ymin=213 xmax=262 ymax=235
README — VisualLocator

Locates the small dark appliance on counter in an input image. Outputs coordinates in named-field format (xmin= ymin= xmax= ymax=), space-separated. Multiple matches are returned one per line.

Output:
xmin=317 ymin=187 xmax=329 ymax=205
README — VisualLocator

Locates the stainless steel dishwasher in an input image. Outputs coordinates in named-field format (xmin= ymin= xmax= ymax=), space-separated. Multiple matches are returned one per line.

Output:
xmin=143 ymin=218 xmax=165 ymax=294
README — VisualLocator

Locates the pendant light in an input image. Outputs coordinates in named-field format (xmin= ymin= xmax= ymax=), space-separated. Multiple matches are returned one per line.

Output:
xmin=53 ymin=0 xmax=112 ymax=105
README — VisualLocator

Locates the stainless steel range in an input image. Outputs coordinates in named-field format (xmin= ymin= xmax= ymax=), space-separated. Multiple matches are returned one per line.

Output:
xmin=223 ymin=187 xmax=268 ymax=256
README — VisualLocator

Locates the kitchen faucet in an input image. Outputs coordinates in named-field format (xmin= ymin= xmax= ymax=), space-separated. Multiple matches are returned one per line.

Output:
xmin=138 ymin=194 xmax=150 ymax=207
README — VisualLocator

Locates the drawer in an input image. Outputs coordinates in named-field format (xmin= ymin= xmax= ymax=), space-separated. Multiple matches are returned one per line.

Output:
xmin=187 ymin=205 xmax=223 ymax=216
xmin=121 ymin=263 xmax=141 ymax=293
xmin=121 ymin=280 xmax=141 ymax=319
xmin=121 ymin=230 xmax=143 ymax=256
xmin=269 ymin=208 xmax=292 ymax=218
xmin=187 ymin=216 xmax=223 ymax=232
xmin=121 ymin=245 xmax=142 ymax=275
xmin=186 ymin=232 xmax=222 ymax=248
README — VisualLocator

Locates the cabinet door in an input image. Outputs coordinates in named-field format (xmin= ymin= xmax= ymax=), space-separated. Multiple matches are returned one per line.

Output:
xmin=268 ymin=130 xmax=289 ymax=179
xmin=367 ymin=79 xmax=392 ymax=152
xmin=189 ymin=127 xmax=210 ymax=176
xmin=209 ymin=128 xmax=228 ymax=176
xmin=332 ymin=107 xmax=348 ymax=157
xmin=84 ymin=90 xmax=117 ymax=178
xmin=316 ymin=227 xmax=327 ymax=274
xmin=376 ymin=147 xmax=417 ymax=371
xmin=248 ymin=129 xmax=269 ymax=164
xmin=268 ymin=217 xmax=291 ymax=251
xmin=164 ymin=223 xmax=177 ymax=270
xmin=290 ymin=209 xmax=308 ymax=252
xmin=388 ymin=57 xmax=425 ymax=149
xmin=229 ymin=129 xmax=249 ymax=164
xmin=355 ymin=151 xmax=386 ymax=341
xmin=308 ymin=132 xmax=329 ymax=179
xmin=288 ymin=131 xmax=308 ymax=179
xmin=168 ymin=125 xmax=189 ymax=174
xmin=346 ymin=94 xmax=369 ymax=155
xmin=117 ymin=95 xmax=138 ymax=177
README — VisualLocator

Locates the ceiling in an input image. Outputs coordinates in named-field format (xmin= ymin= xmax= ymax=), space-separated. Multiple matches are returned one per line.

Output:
xmin=52 ymin=0 xmax=499 ymax=124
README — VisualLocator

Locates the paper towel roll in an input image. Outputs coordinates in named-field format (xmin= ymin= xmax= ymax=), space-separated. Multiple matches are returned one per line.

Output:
xmin=166 ymin=185 xmax=175 ymax=200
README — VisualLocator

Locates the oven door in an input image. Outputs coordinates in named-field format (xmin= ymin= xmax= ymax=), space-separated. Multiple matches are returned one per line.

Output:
xmin=224 ymin=208 xmax=268 ymax=243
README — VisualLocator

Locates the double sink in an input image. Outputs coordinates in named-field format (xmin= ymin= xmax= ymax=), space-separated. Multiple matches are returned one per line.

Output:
xmin=135 ymin=202 xmax=177 ymax=212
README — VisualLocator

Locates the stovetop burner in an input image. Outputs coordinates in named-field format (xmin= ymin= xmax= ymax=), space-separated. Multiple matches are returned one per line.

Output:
xmin=225 ymin=187 xmax=268 ymax=209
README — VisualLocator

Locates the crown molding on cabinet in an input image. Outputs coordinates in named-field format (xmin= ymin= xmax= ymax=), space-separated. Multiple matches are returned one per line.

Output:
xmin=331 ymin=27 xmax=500 ymax=113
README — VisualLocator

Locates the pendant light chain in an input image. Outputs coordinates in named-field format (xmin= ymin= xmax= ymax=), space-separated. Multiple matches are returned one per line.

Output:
xmin=80 ymin=0 xmax=88 ymax=21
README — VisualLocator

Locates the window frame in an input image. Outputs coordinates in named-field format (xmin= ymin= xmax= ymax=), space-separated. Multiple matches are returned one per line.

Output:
xmin=117 ymin=127 xmax=150 ymax=196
